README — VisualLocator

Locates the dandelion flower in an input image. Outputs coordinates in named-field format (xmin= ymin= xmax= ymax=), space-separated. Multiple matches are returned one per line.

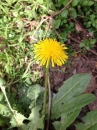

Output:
xmin=33 ymin=38 xmax=68 ymax=68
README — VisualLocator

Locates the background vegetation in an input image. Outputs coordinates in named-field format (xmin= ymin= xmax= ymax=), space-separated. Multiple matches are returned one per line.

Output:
xmin=0 ymin=0 xmax=97 ymax=130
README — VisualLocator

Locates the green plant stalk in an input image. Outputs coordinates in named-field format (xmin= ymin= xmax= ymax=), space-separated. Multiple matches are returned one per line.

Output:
xmin=1 ymin=87 xmax=14 ymax=114
xmin=42 ymin=64 xmax=50 ymax=115
xmin=46 ymin=77 xmax=52 ymax=130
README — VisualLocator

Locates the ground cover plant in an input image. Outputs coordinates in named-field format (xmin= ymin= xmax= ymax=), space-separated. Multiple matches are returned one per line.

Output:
xmin=0 ymin=0 xmax=97 ymax=130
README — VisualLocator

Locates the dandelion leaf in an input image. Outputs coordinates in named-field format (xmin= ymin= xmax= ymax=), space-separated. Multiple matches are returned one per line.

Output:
xmin=51 ymin=93 xmax=95 ymax=119
xmin=9 ymin=111 xmax=27 ymax=129
xmin=53 ymin=109 xmax=80 ymax=130
xmin=0 ymin=103 xmax=11 ymax=117
xmin=76 ymin=110 xmax=97 ymax=130
xmin=51 ymin=74 xmax=95 ymax=119
xmin=27 ymin=106 xmax=44 ymax=130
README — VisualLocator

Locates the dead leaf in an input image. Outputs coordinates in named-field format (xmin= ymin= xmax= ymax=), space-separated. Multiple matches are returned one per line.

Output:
xmin=75 ymin=22 xmax=84 ymax=32
xmin=88 ymin=32 xmax=94 ymax=37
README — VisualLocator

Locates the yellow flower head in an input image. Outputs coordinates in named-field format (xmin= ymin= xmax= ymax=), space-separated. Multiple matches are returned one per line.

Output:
xmin=33 ymin=38 xmax=68 ymax=68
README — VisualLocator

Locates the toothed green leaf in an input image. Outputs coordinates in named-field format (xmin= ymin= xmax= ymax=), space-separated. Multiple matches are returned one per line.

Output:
xmin=76 ymin=110 xmax=97 ymax=130
xmin=51 ymin=74 xmax=92 ymax=119
xmin=27 ymin=106 xmax=44 ymax=130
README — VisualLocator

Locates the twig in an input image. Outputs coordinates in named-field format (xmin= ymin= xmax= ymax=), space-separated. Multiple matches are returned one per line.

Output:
xmin=51 ymin=0 xmax=73 ymax=17
xmin=89 ymin=49 xmax=97 ymax=56
xmin=68 ymin=35 xmax=81 ymax=44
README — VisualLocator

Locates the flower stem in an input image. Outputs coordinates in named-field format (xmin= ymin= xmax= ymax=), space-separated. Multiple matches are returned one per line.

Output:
xmin=46 ymin=77 xmax=52 ymax=130
xmin=42 ymin=65 xmax=50 ymax=115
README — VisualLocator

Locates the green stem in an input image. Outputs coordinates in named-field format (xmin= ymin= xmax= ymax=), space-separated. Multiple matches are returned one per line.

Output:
xmin=42 ymin=65 xmax=50 ymax=115
xmin=46 ymin=78 xmax=52 ymax=130
xmin=2 ymin=88 xmax=14 ymax=114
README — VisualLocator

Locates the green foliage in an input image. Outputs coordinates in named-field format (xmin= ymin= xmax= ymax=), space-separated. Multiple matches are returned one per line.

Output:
xmin=27 ymin=106 xmax=44 ymax=130
xmin=51 ymin=93 xmax=95 ymax=120
xmin=0 ymin=78 xmax=44 ymax=129
xmin=53 ymin=109 xmax=81 ymax=130
xmin=0 ymin=0 xmax=97 ymax=84
xmin=52 ymin=73 xmax=91 ymax=115
xmin=80 ymin=38 xmax=96 ymax=50
xmin=0 ymin=73 xmax=95 ymax=130
xmin=51 ymin=73 xmax=95 ymax=130
xmin=71 ymin=8 xmax=77 ymax=18
xmin=52 ymin=94 xmax=95 ymax=130
xmin=77 ymin=0 xmax=97 ymax=32
xmin=52 ymin=0 xmax=97 ymax=44
xmin=0 ymin=0 xmax=97 ymax=129
xmin=0 ymin=0 xmax=54 ymax=84
xmin=76 ymin=110 xmax=97 ymax=130
xmin=72 ymin=0 xmax=80 ymax=7
xmin=17 ymin=83 xmax=44 ymax=111
xmin=0 ymin=78 xmax=26 ymax=129
xmin=9 ymin=111 xmax=27 ymax=129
